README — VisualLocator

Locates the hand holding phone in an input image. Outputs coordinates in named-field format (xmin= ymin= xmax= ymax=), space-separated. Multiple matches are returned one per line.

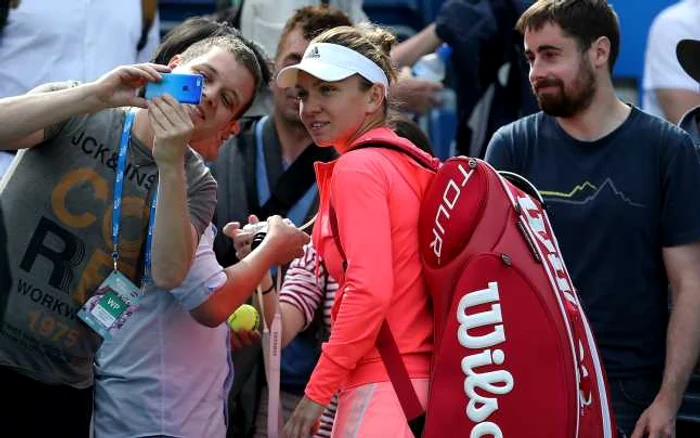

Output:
xmin=144 ymin=73 xmax=204 ymax=105
xmin=90 ymin=63 xmax=171 ymax=109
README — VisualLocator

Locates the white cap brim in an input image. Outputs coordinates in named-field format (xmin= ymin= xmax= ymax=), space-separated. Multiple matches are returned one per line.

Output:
xmin=275 ymin=42 xmax=389 ymax=95
xmin=277 ymin=61 xmax=357 ymax=89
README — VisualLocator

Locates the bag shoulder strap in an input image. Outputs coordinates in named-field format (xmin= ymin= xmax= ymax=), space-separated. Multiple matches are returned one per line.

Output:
xmin=328 ymin=203 xmax=426 ymax=437
xmin=349 ymin=141 xmax=437 ymax=171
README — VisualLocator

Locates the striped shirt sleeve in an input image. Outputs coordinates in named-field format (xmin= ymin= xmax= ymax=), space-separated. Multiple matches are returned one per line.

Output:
xmin=279 ymin=243 xmax=337 ymax=330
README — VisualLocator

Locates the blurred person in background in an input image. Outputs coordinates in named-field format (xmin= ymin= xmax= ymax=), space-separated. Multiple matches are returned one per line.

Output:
xmin=643 ymin=0 xmax=700 ymax=124
xmin=391 ymin=0 xmax=538 ymax=158
xmin=0 ymin=0 xmax=160 ymax=177
xmin=673 ymin=37 xmax=700 ymax=438
xmin=676 ymin=38 xmax=700 ymax=145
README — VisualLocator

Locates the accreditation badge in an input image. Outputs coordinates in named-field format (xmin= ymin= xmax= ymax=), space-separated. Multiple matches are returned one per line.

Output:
xmin=77 ymin=270 xmax=144 ymax=339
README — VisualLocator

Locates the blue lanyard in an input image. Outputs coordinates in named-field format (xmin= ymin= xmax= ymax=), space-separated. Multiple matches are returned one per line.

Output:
xmin=255 ymin=115 xmax=271 ymax=207
xmin=112 ymin=109 xmax=158 ymax=285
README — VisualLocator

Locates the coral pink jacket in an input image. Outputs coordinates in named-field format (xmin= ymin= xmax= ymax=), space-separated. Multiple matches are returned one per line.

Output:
xmin=306 ymin=127 xmax=435 ymax=405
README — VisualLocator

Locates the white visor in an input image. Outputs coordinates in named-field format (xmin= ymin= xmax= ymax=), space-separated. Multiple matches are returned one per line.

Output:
xmin=276 ymin=42 xmax=389 ymax=96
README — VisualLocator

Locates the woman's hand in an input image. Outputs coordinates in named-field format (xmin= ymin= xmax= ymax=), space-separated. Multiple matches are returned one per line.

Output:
xmin=283 ymin=396 xmax=325 ymax=438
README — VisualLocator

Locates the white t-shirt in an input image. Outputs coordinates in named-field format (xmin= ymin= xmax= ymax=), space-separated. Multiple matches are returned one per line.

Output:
xmin=642 ymin=0 xmax=700 ymax=118
xmin=240 ymin=0 xmax=366 ymax=58
xmin=0 ymin=0 xmax=160 ymax=98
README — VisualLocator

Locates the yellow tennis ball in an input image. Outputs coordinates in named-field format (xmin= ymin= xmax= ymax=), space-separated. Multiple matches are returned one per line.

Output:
xmin=227 ymin=304 xmax=260 ymax=332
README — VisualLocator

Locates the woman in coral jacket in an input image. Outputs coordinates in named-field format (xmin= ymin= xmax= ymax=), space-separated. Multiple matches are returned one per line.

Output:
xmin=276 ymin=24 xmax=436 ymax=438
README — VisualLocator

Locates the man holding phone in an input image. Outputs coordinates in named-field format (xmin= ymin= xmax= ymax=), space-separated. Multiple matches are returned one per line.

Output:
xmin=0 ymin=33 xmax=265 ymax=437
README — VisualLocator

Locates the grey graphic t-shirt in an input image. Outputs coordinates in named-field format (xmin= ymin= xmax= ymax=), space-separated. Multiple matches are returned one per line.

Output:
xmin=0 ymin=99 xmax=216 ymax=388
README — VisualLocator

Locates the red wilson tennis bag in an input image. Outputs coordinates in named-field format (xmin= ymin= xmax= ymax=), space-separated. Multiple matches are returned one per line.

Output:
xmin=413 ymin=156 xmax=617 ymax=438
xmin=329 ymin=143 xmax=617 ymax=438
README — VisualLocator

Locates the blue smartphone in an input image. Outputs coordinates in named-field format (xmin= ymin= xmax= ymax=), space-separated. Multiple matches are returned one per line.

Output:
xmin=144 ymin=73 xmax=204 ymax=105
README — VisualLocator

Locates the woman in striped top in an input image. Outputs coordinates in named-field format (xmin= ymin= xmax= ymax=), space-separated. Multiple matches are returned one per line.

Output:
xmin=253 ymin=241 xmax=340 ymax=438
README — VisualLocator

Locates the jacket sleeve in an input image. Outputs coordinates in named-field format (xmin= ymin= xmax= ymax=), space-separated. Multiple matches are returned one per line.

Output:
xmin=305 ymin=151 xmax=395 ymax=405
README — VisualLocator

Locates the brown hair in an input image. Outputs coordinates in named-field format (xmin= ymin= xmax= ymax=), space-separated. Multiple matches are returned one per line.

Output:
xmin=312 ymin=24 xmax=398 ymax=116
xmin=315 ymin=24 xmax=397 ymax=85
xmin=152 ymin=17 xmax=271 ymax=118
xmin=180 ymin=35 xmax=262 ymax=87
xmin=278 ymin=6 xmax=353 ymax=57
xmin=516 ymin=0 xmax=620 ymax=73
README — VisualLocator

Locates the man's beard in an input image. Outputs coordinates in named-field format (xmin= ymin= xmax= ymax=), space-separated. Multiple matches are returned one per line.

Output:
xmin=533 ymin=61 xmax=597 ymax=118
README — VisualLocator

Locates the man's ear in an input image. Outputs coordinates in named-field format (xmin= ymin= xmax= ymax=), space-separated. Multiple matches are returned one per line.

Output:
xmin=217 ymin=120 xmax=240 ymax=143
xmin=365 ymin=83 xmax=385 ymax=114
xmin=592 ymin=36 xmax=611 ymax=70
xmin=167 ymin=54 xmax=183 ymax=70
xmin=229 ymin=120 xmax=241 ymax=136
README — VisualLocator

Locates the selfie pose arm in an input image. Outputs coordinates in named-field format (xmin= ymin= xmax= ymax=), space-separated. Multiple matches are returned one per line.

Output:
xmin=0 ymin=63 xmax=170 ymax=150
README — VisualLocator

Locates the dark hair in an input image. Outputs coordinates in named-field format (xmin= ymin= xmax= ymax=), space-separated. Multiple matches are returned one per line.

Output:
xmin=278 ymin=5 xmax=353 ymax=57
xmin=388 ymin=112 xmax=433 ymax=155
xmin=516 ymin=0 xmax=620 ymax=73
xmin=151 ymin=17 xmax=272 ymax=117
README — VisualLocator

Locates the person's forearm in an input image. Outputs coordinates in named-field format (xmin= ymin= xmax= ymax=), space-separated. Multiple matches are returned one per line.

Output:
xmin=151 ymin=162 xmax=196 ymax=289
xmin=191 ymin=240 xmax=279 ymax=326
xmin=658 ymin=286 xmax=700 ymax=409
xmin=391 ymin=23 xmax=441 ymax=68
xmin=0 ymin=83 xmax=105 ymax=147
